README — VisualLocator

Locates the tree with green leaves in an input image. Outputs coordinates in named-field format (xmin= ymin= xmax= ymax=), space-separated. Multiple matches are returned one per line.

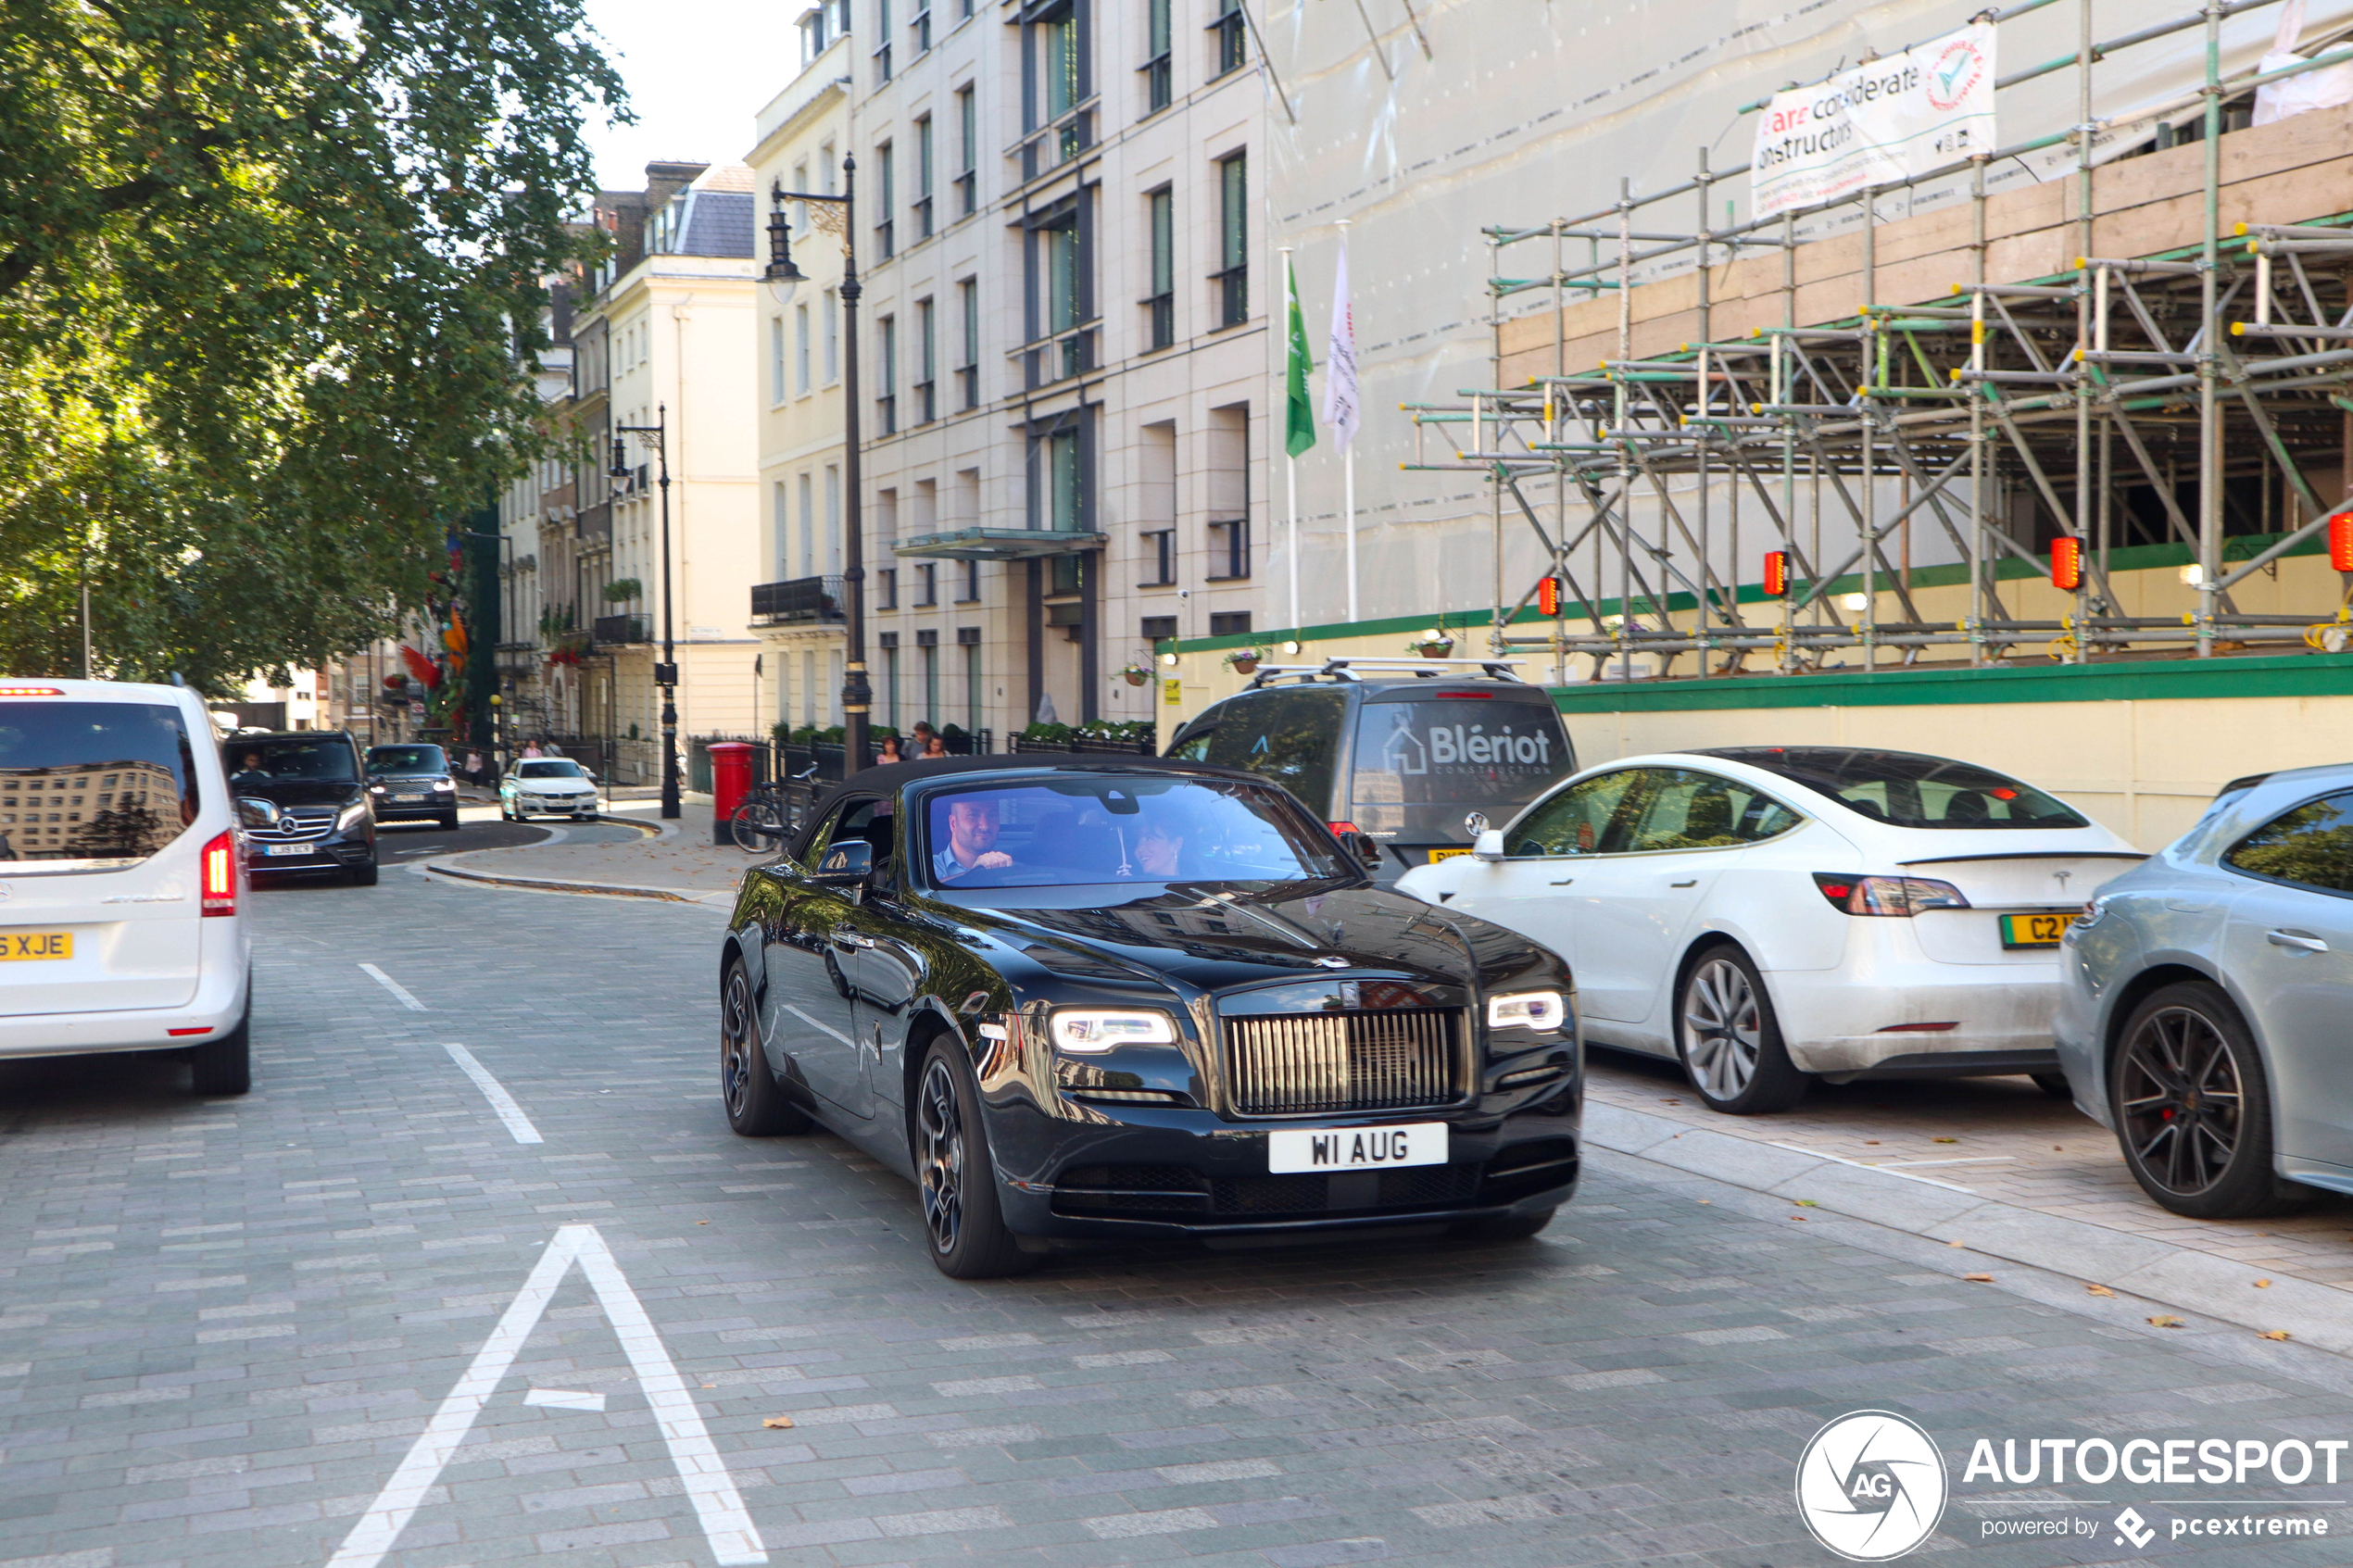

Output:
xmin=0 ymin=0 xmax=624 ymax=691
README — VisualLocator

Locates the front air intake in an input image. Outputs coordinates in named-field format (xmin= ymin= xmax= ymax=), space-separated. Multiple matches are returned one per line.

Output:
xmin=1223 ymin=1009 xmax=1460 ymax=1116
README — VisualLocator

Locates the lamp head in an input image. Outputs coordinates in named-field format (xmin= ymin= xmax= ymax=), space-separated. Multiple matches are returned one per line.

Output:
xmin=607 ymin=436 xmax=628 ymax=480
xmin=763 ymin=194 xmax=805 ymax=288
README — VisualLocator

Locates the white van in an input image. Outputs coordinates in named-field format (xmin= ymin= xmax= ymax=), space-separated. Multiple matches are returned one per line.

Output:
xmin=0 ymin=679 xmax=252 ymax=1093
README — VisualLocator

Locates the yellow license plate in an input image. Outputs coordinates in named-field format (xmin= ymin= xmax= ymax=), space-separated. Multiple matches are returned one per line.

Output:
xmin=1998 ymin=912 xmax=2075 ymax=948
xmin=1 ymin=930 xmax=72 ymax=961
xmin=1427 ymin=847 xmax=1472 ymax=862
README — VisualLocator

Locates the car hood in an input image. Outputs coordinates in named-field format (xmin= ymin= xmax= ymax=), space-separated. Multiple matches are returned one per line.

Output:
xmin=948 ymin=882 xmax=1559 ymax=997
xmin=233 ymin=779 xmax=364 ymax=808
xmin=513 ymin=777 xmax=592 ymax=790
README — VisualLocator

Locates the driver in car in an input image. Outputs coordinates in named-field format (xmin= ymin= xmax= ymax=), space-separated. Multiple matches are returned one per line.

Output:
xmin=933 ymin=797 xmax=1015 ymax=884
xmin=231 ymin=751 xmax=271 ymax=786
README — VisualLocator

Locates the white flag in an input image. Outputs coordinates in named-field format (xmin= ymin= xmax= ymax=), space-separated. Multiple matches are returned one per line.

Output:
xmin=1322 ymin=234 xmax=1359 ymax=449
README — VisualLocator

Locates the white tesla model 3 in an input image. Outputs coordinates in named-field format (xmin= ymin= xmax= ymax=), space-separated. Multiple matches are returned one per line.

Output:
xmin=1397 ymin=746 xmax=2145 ymax=1113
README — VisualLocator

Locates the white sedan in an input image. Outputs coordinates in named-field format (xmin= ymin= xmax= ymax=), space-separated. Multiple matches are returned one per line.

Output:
xmin=499 ymin=759 xmax=601 ymax=822
xmin=1398 ymin=746 xmax=2145 ymax=1113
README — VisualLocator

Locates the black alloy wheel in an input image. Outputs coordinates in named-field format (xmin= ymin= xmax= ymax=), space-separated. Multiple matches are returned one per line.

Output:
xmin=914 ymin=1040 xmax=1037 ymax=1278
xmin=2112 ymin=981 xmax=2298 ymax=1219
xmin=720 ymin=959 xmax=807 ymax=1135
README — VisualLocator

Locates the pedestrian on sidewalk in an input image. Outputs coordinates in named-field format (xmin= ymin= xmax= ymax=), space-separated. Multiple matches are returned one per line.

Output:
xmin=523 ymin=739 xmax=543 ymax=759
xmin=921 ymin=735 xmax=948 ymax=759
xmin=876 ymin=735 xmax=906 ymax=764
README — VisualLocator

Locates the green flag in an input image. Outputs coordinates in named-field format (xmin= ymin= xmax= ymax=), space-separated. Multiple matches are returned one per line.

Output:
xmin=1284 ymin=256 xmax=1316 ymax=458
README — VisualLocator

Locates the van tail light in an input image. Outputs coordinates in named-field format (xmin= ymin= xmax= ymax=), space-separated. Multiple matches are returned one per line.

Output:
xmin=201 ymin=829 xmax=237 ymax=916
xmin=1810 ymin=872 xmax=1969 ymax=916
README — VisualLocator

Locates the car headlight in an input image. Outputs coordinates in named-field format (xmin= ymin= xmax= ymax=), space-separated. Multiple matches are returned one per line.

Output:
xmin=368 ymin=783 xmax=386 ymax=794
xmin=337 ymin=800 xmax=371 ymax=832
xmin=1050 ymin=1010 xmax=1177 ymax=1052
xmin=1487 ymin=989 xmax=1567 ymax=1031
xmin=433 ymin=778 xmax=455 ymax=791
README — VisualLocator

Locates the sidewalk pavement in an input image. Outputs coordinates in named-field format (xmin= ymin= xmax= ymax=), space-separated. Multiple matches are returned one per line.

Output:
xmin=422 ymin=799 xmax=757 ymax=904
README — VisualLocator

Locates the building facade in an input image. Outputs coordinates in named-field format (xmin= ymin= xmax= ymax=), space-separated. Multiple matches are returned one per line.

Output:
xmin=751 ymin=0 xmax=1270 ymax=745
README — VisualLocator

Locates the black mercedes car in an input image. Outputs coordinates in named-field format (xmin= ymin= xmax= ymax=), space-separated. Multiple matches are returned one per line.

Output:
xmin=718 ymin=757 xmax=1580 ymax=1278
xmin=223 ymin=730 xmax=378 ymax=885
xmin=364 ymin=743 xmax=461 ymax=830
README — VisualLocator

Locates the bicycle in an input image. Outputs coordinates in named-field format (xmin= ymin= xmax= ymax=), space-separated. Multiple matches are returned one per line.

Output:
xmin=730 ymin=762 xmax=822 ymax=853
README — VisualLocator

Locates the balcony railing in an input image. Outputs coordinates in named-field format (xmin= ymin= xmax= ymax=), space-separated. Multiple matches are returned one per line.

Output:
xmin=593 ymin=613 xmax=649 ymax=646
xmin=749 ymin=575 xmax=846 ymax=624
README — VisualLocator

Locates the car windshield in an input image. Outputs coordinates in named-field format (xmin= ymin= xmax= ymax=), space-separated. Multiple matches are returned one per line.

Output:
xmin=0 ymin=699 xmax=202 ymax=866
xmin=368 ymin=745 xmax=447 ymax=774
xmin=227 ymin=737 xmax=358 ymax=784
xmin=517 ymin=759 xmax=587 ymax=779
xmin=1702 ymin=747 xmax=2087 ymax=830
xmin=920 ymin=775 xmax=1348 ymax=890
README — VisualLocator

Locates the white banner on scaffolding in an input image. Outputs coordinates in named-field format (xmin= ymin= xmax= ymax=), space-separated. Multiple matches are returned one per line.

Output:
xmin=1751 ymin=22 xmax=1997 ymax=218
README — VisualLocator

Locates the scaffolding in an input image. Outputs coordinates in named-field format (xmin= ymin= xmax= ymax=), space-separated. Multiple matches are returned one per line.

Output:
xmin=1407 ymin=0 xmax=2353 ymax=682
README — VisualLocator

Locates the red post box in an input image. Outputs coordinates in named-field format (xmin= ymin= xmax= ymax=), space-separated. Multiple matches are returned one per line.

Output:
xmin=709 ymin=742 xmax=755 ymax=847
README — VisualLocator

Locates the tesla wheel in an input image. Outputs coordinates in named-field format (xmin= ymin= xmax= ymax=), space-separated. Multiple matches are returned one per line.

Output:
xmin=914 ymin=1039 xmax=1038 ymax=1279
xmin=2112 ymin=982 xmax=2299 ymax=1219
xmin=190 ymin=995 xmax=252 ymax=1097
xmin=721 ymin=959 xmax=808 ymax=1135
xmin=1676 ymin=945 xmax=1808 ymax=1114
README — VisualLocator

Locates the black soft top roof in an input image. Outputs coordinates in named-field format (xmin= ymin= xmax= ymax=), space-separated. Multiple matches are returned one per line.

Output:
xmin=795 ymin=753 xmax=1267 ymax=834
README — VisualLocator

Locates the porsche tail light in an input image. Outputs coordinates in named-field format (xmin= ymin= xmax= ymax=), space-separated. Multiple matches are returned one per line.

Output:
xmin=1810 ymin=872 xmax=1969 ymax=916
xmin=201 ymin=829 xmax=237 ymax=916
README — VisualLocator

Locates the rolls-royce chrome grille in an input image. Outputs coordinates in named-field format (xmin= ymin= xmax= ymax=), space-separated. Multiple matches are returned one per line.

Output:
xmin=1224 ymin=1009 xmax=1459 ymax=1116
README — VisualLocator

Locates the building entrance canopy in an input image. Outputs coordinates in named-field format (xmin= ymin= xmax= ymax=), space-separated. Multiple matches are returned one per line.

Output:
xmin=893 ymin=527 xmax=1109 ymax=561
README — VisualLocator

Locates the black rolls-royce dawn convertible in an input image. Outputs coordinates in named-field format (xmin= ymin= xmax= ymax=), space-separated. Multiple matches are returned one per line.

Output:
xmin=718 ymin=756 xmax=1581 ymax=1278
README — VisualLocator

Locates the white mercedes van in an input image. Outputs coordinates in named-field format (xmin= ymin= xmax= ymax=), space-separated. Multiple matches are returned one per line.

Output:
xmin=0 ymin=679 xmax=252 ymax=1093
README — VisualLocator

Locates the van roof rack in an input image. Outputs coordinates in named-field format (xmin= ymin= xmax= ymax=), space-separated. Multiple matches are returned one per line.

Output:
xmin=1244 ymin=657 xmax=1528 ymax=689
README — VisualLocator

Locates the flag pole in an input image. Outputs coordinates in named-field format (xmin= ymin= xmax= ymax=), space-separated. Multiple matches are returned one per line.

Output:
xmin=1281 ymin=245 xmax=1302 ymax=633
xmin=1338 ymin=220 xmax=1357 ymax=623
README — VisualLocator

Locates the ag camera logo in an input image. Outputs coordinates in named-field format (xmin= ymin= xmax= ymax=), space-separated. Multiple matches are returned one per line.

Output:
xmin=1796 ymin=1411 xmax=1949 ymax=1561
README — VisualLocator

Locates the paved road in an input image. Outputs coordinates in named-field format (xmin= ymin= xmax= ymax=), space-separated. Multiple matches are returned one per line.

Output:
xmin=4 ymin=871 xmax=2353 ymax=1567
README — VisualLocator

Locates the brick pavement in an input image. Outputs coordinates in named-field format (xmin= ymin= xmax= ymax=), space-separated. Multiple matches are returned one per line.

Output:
xmin=428 ymin=804 xmax=752 ymax=900
xmin=2 ymin=872 xmax=2351 ymax=1566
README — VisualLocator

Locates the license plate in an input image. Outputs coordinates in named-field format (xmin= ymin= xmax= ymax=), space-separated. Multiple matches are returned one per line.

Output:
xmin=394 ymin=794 xmax=427 ymax=802
xmin=261 ymin=843 xmax=315 ymax=858
xmin=1999 ymin=912 xmax=2076 ymax=948
xmin=1 ymin=930 xmax=71 ymax=961
xmin=1426 ymin=847 xmax=1472 ymax=863
xmin=1268 ymin=1123 xmax=1447 ymax=1173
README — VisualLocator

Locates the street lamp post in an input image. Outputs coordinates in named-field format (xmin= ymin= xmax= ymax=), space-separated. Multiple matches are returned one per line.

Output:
xmin=611 ymin=408 xmax=682 ymax=819
xmin=765 ymin=165 xmax=872 ymax=775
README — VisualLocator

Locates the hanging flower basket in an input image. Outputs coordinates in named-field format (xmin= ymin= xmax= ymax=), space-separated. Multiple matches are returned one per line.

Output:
xmin=1119 ymin=663 xmax=1150 ymax=687
xmin=1225 ymin=647 xmax=1264 ymax=674
xmin=1411 ymin=638 xmax=1455 ymax=659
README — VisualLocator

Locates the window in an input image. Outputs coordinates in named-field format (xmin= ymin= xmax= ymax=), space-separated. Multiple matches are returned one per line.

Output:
xmin=1140 ymin=529 xmax=1176 ymax=585
xmin=824 ymin=465 xmax=843 ymax=572
xmin=2225 ymin=792 xmax=2353 ymax=894
xmin=959 ymin=558 xmax=980 ymax=602
xmin=877 ymin=313 xmax=898 ymax=433
xmin=960 ymin=627 xmax=982 ymax=731
xmin=798 ymin=472 xmax=815 ymax=575
xmin=773 ymin=482 xmax=790 ymax=576
xmin=1212 ymin=0 xmax=1246 ymax=77
xmin=1024 ymin=1 xmax=1090 ymax=175
xmin=875 ymin=141 xmax=895 ymax=259
xmin=1347 ymin=700 xmax=1575 ymax=826
xmin=914 ymin=296 xmax=937 ymax=423
xmin=1504 ymin=770 xmax=1651 ymax=858
xmin=957 ymin=278 xmax=980 ymax=408
xmin=1037 ymin=425 xmax=1083 ymax=533
xmin=1142 ymin=0 xmax=1171 ymax=111
xmin=1140 ymin=614 xmax=1176 ymax=644
xmin=919 ymin=630 xmax=939 ymax=727
xmin=912 ymin=0 xmax=931 ymax=53
xmin=917 ymin=562 xmax=938 ymax=606
xmin=878 ymin=568 xmax=899 ymax=609
xmin=769 ymin=316 xmax=786 ymax=404
xmin=875 ymin=0 xmax=893 ymax=82
xmin=1705 ymin=747 xmax=2088 ymax=830
xmin=1208 ymin=610 xmax=1252 ymax=637
xmin=823 ymin=287 xmax=839 ymax=382
xmin=882 ymin=635 xmax=900 ymax=727
xmin=1190 ymin=689 xmax=1343 ymax=815
xmin=794 ymin=302 xmax=812 ymax=394
xmin=1214 ymin=151 xmax=1247 ymax=328
xmin=1144 ymin=186 xmax=1174 ymax=349
xmin=954 ymin=85 xmax=977 ymax=217
xmin=1026 ymin=202 xmax=1090 ymax=385
xmin=913 ymin=116 xmax=935 ymax=239
xmin=1207 ymin=518 xmax=1248 ymax=579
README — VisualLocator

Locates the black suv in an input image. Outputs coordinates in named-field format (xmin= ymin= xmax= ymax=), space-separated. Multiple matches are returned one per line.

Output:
xmin=1164 ymin=659 xmax=1576 ymax=880
xmin=223 ymin=731 xmax=379 ymax=885
xmin=365 ymin=743 xmax=461 ymax=830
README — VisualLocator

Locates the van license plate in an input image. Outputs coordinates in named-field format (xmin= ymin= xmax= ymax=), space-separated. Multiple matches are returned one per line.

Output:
xmin=1267 ymin=1123 xmax=1447 ymax=1173
xmin=1 ymin=931 xmax=72 ymax=961
xmin=1999 ymin=912 xmax=2076 ymax=948
xmin=261 ymin=844 xmax=314 ymax=858
xmin=1426 ymin=847 xmax=1471 ymax=863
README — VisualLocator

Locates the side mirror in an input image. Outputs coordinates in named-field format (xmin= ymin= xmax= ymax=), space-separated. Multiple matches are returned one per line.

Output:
xmin=1470 ymin=829 xmax=1507 ymax=863
xmin=1339 ymin=829 xmax=1382 ymax=871
xmin=236 ymin=797 xmax=276 ymax=829
xmin=812 ymin=838 xmax=873 ymax=886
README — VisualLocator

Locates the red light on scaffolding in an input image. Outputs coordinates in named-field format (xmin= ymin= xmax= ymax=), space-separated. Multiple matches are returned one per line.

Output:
xmin=2331 ymin=512 xmax=2353 ymax=572
xmin=1537 ymin=576 xmax=1562 ymax=616
xmin=2051 ymin=535 xmax=2082 ymax=592
xmin=1763 ymin=551 xmax=1789 ymax=597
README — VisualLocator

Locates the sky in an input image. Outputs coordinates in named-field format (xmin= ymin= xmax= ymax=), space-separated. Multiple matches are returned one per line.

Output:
xmin=581 ymin=0 xmax=797 ymax=190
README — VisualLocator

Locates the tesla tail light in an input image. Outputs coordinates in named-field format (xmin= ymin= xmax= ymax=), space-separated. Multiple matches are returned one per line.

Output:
xmin=201 ymin=829 xmax=237 ymax=916
xmin=1810 ymin=872 xmax=1969 ymax=916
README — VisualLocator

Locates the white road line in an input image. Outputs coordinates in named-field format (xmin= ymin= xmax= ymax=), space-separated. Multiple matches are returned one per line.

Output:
xmin=1873 ymin=1156 xmax=2018 ymax=1169
xmin=358 ymin=962 xmax=427 ymax=1011
xmin=324 ymin=1223 xmax=766 ymax=1568
xmin=783 ymin=1002 xmax=857 ymax=1048
xmin=441 ymin=1043 xmax=544 ymax=1145
xmin=524 ymin=1388 xmax=607 ymax=1411
xmin=1767 ymin=1141 xmax=1981 ymax=1195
